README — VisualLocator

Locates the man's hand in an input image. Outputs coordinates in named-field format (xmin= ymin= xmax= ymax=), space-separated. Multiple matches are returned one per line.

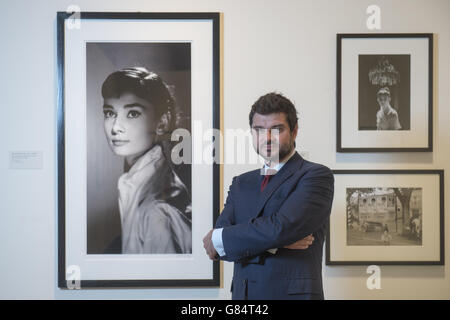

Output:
xmin=283 ymin=234 xmax=314 ymax=250
xmin=203 ymin=229 xmax=219 ymax=260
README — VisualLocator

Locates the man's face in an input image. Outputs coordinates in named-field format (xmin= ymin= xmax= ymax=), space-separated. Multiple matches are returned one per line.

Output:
xmin=251 ymin=112 xmax=297 ymax=163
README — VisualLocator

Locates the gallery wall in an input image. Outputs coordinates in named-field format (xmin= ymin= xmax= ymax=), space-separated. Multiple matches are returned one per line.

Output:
xmin=1 ymin=0 xmax=449 ymax=299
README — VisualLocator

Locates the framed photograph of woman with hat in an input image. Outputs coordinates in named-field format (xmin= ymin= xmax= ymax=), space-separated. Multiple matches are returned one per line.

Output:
xmin=337 ymin=33 xmax=433 ymax=152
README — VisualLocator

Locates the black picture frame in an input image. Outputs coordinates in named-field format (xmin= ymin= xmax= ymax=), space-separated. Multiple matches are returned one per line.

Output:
xmin=326 ymin=169 xmax=444 ymax=265
xmin=336 ymin=33 xmax=433 ymax=153
xmin=57 ymin=12 xmax=221 ymax=288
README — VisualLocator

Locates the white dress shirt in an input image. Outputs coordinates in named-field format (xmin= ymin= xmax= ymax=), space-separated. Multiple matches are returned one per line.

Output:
xmin=212 ymin=149 xmax=296 ymax=257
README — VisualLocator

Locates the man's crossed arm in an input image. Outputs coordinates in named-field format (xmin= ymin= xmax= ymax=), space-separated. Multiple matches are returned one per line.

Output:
xmin=203 ymin=165 xmax=334 ymax=262
xmin=203 ymin=231 xmax=314 ymax=260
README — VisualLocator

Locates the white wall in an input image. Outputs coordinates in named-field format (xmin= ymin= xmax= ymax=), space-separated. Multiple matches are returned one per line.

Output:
xmin=1 ymin=0 xmax=449 ymax=299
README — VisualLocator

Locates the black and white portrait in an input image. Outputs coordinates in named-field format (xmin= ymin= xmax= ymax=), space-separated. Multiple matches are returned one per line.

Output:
xmin=358 ymin=55 xmax=411 ymax=131
xmin=86 ymin=42 xmax=192 ymax=255
xmin=58 ymin=13 xmax=220 ymax=287
xmin=346 ymin=187 xmax=422 ymax=246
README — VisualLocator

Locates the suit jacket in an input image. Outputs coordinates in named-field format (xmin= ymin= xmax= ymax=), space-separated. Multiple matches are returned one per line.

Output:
xmin=215 ymin=152 xmax=334 ymax=300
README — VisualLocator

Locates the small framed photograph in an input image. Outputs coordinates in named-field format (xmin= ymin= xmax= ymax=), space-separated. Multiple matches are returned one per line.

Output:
xmin=326 ymin=170 xmax=444 ymax=265
xmin=337 ymin=33 xmax=433 ymax=152
xmin=57 ymin=12 xmax=221 ymax=288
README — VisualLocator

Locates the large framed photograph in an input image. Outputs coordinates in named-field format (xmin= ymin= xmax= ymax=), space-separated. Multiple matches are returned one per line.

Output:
xmin=327 ymin=170 xmax=444 ymax=265
xmin=57 ymin=12 xmax=221 ymax=287
xmin=337 ymin=33 xmax=433 ymax=152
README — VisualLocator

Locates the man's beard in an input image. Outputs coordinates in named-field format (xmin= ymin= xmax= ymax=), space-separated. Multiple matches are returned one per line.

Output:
xmin=259 ymin=140 xmax=294 ymax=163
xmin=277 ymin=142 xmax=293 ymax=162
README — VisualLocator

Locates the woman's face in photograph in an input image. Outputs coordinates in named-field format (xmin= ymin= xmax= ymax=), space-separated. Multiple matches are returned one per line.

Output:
xmin=377 ymin=94 xmax=390 ymax=108
xmin=103 ymin=92 xmax=157 ymax=158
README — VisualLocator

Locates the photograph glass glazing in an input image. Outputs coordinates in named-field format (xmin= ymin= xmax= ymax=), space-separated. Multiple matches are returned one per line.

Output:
xmin=86 ymin=42 xmax=192 ymax=255
xmin=58 ymin=12 xmax=220 ymax=287
xmin=358 ymin=54 xmax=411 ymax=131
xmin=346 ymin=187 xmax=422 ymax=246
xmin=327 ymin=170 xmax=443 ymax=265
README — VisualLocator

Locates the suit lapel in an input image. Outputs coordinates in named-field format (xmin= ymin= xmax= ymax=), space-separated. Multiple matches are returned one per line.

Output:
xmin=254 ymin=152 xmax=304 ymax=217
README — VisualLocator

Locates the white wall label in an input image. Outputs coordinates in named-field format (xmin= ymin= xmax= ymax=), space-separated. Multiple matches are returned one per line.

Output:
xmin=9 ymin=151 xmax=43 ymax=169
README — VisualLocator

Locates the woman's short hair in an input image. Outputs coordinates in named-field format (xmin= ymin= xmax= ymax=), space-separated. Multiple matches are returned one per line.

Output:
xmin=101 ymin=67 xmax=174 ymax=120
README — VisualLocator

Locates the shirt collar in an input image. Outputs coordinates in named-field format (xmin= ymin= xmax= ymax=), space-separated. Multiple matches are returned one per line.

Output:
xmin=262 ymin=148 xmax=296 ymax=174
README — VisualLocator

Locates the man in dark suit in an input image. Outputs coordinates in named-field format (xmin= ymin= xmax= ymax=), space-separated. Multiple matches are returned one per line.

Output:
xmin=203 ymin=92 xmax=334 ymax=300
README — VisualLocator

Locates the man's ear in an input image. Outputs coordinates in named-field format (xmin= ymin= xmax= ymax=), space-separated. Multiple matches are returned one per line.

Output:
xmin=155 ymin=111 xmax=171 ymax=136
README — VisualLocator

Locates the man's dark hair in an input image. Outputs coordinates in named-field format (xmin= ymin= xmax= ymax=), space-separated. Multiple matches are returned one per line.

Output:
xmin=249 ymin=92 xmax=299 ymax=131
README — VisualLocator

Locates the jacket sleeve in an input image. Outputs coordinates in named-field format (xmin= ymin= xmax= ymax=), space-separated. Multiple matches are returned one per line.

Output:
xmin=214 ymin=176 xmax=237 ymax=229
xmin=220 ymin=165 xmax=334 ymax=262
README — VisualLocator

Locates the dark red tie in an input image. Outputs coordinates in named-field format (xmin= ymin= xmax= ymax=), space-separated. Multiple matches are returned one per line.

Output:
xmin=261 ymin=169 xmax=277 ymax=192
